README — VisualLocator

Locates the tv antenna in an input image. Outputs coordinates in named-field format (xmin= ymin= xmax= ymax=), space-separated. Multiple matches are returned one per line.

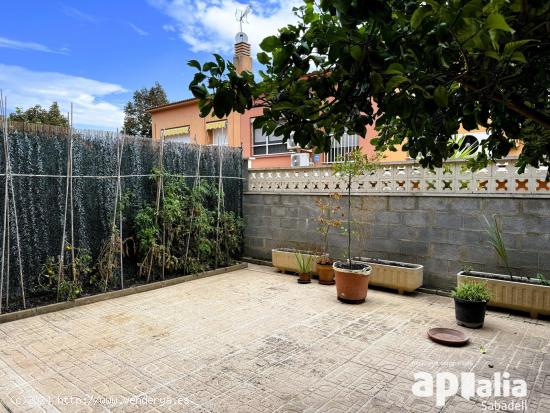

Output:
xmin=235 ymin=5 xmax=251 ymax=33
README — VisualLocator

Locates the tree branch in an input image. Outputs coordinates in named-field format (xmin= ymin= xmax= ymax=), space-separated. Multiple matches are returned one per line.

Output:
xmin=503 ymin=99 xmax=550 ymax=129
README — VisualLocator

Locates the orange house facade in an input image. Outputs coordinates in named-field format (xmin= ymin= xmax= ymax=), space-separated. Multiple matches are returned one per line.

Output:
xmin=149 ymin=30 xmax=512 ymax=168
xmin=149 ymin=98 xmax=242 ymax=148
xmin=148 ymin=29 xmax=379 ymax=169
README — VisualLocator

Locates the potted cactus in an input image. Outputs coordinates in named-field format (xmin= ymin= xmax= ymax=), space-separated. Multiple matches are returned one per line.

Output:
xmin=331 ymin=150 xmax=375 ymax=304
xmin=452 ymin=281 xmax=491 ymax=328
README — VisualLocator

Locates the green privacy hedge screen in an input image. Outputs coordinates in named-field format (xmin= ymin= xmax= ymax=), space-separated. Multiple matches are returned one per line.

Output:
xmin=0 ymin=122 xmax=243 ymax=311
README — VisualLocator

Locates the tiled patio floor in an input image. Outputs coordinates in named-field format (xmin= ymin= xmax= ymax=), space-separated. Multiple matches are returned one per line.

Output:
xmin=0 ymin=264 xmax=549 ymax=412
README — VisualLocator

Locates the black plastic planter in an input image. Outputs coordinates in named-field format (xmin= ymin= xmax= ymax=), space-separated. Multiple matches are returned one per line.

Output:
xmin=454 ymin=297 xmax=487 ymax=329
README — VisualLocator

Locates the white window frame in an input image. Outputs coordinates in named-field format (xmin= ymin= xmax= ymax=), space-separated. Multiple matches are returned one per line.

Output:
xmin=211 ymin=126 xmax=228 ymax=146
xmin=251 ymin=119 xmax=289 ymax=156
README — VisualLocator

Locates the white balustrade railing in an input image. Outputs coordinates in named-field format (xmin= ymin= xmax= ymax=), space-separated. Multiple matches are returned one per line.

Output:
xmin=247 ymin=159 xmax=550 ymax=196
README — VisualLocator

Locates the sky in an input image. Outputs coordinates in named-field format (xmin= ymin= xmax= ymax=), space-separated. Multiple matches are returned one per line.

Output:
xmin=0 ymin=0 xmax=299 ymax=129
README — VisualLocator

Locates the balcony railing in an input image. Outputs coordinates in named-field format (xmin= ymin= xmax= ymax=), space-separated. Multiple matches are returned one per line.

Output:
xmin=247 ymin=159 xmax=550 ymax=196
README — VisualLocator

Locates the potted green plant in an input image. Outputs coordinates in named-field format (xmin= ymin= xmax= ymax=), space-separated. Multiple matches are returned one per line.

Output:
xmin=295 ymin=252 xmax=314 ymax=284
xmin=331 ymin=150 xmax=375 ymax=303
xmin=457 ymin=215 xmax=550 ymax=318
xmin=451 ymin=281 xmax=491 ymax=328
xmin=315 ymin=193 xmax=343 ymax=285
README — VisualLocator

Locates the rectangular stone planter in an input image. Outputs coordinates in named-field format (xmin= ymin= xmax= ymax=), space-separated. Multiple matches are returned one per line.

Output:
xmin=353 ymin=257 xmax=424 ymax=294
xmin=457 ymin=270 xmax=550 ymax=318
xmin=272 ymin=248 xmax=324 ymax=274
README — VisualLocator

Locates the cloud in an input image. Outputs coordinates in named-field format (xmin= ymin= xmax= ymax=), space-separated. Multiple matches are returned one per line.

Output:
xmin=0 ymin=36 xmax=69 ymax=55
xmin=128 ymin=22 xmax=149 ymax=36
xmin=149 ymin=0 xmax=301 ymax=54
xmin=61 ymin=6 xmax=97 ymax=23
xmin=0 ymin=64 xmax=127 ymax=129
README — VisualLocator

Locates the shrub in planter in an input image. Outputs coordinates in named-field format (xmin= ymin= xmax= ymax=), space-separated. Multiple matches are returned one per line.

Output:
xmin=315 ymin=193 xmax=343 ymax=285
xmin=456 ymin=215 xmax=550 ymax=318
xmin=295 ymin=252 xmax=314 ymax=284
xmin=451 ymin=281 xmax=491 ymax=328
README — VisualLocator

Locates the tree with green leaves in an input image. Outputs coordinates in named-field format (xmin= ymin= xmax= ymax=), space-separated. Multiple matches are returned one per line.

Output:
xmin=332 ymin=150 xmax=377 ymax=268
xmin=9 ymin=102 xmax=69 ymax=127
xmin=189 ymin=0 xmax=549 ymax=176
xmin=123 ymin=82 xmax=169 ymax=137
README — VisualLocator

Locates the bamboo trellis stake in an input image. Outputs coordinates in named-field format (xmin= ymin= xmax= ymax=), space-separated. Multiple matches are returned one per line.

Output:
xmin=109 ymin=129 xmax=125 ymax=289
xmin=57 ymin=109 xmax=73 ymax=301
xmin=184 ymin=137 xmax=202 ymax=273
xmin=214 ymin=145 xmax=225 ymax=269
xmin=0 ymin=92 xmax=26 ymax=311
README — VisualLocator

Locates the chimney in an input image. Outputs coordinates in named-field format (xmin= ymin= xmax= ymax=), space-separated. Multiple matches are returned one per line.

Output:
xmin=234 ymin=32 xmax=252 ymax=74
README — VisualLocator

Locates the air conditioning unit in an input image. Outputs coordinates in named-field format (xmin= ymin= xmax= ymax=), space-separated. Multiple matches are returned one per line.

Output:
xmin=291 ymin=153 xmax=310 ymax=168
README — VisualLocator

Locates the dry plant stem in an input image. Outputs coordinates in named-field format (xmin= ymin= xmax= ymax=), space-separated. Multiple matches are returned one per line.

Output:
xmin=159 ymin=132 xmax=166 ymax=280
xmin=69 ymin=104 xmax=76 ymax=284
xmin=57 ymin=110 xmax=72 ymax=301
xmin=184 ymin=139 xmax=201 ymax=273
xmin=109 ymin=129 xmax=125 ymax=288
xmin=215 ymin=145 xmax=224 ymax=269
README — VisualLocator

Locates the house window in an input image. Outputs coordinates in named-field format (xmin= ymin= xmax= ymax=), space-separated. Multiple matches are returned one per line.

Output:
xmin=252 ymin=123 xmax=287 ymax=155
xmin=163 ymin=126 xmax=190 ymax=143
xmin=325 ymin=133 xmax=360 ymax=163
xmin=206 ymin=121 xmax=228 ymax=145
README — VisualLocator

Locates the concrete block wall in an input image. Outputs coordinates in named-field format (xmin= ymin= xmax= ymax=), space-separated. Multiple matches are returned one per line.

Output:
xmin=243 ymin=194 xmax=550 ymax=290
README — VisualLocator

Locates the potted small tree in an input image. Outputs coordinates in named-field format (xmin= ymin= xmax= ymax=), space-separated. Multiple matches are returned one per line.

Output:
xmin=332 ymin=150 xmax=374 ymax=303
xmin=295 ymin=252 xmax=314 ymax=284
xmin=315 ymin=193 xmax=343 ymax=285
xmin=451 ymin=281 xmax=491 ymax=328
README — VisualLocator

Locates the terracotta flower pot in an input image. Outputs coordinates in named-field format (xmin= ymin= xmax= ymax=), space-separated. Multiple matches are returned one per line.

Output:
xmin=333 ymin=261 xmax=372 ymax=304
xmin=298 ymin=272 xmax=312 ymax=284
xmin=317 ymin=263 xmax=335 ymax=285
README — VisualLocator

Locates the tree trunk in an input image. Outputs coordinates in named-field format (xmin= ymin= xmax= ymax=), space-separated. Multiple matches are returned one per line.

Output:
xmin=348 ymin=174 xmax=351 ymax=268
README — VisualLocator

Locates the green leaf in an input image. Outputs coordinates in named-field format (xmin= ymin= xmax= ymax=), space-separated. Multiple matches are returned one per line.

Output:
xmin=370 ymin=71 xmax=383 ymax=93
xmin=462 ymin=0 xmax=483 ymax=18
xmin=350 ymin=45 xmax=363 ymax=61
xmin=385 ymin=75 xmax=409 ymax=91
xmin=486 ymin=13 xmax=513 ymax=32
xmin=190 ymin=84 xmax=208 ymax=99
xmin=411 ymin=5 xmax=432 ymax=29
xmin=260 ymin=36 xmax=281 ymax=52
xmin=187 ymin=60 xmax=201 ymax=71
xmin=213 ymin=54 xmax=226 ymax=73
xmin=202 ymin=62 xmax=217 ymax=72
xmin=503 ymin=39 xmax=537 ymax=56
xmin=511 ymin=51 xmax=526 ymax=63
xmin=192 ymin=73 xmax=206 ymax=84
xmin=484 ymin=50 xmax=501 ymax=60
xmin=433 ymin=85 xmax=448 ymax=107
xmin=383 ymin=63 xmax=405 ymax=75
xmin=449 ymin=82 xmax=461 ymax=94
xmin=257 ymin=52 xmax=270 ymax=65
